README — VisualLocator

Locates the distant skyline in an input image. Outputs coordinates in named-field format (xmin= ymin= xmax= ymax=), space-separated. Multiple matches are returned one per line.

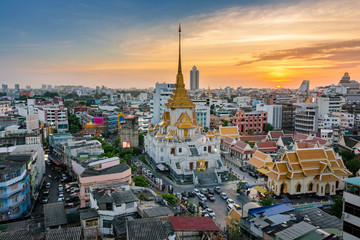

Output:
xmin=1 ymin=0 xmax=360 ymax=89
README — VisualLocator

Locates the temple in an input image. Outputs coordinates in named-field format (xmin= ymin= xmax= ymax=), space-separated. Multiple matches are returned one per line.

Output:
xmin=145 ymin=25 xmax=228 ymax=184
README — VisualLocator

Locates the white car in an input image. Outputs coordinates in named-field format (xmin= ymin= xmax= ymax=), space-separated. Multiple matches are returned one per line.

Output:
xmin=206 ymin=208 xmax=216 ymax=218
xmin=57 ymin=197 xmax=64 ymax=202
xmin=226 ymin=198 xmax=235 ymax=205
xmin=193 ymin=189 xmax=201 ymax=196
xmin=220 ymin=192 xmax=228 ymax=200
xmin=198 ymin=194 xmax=207 ymax=202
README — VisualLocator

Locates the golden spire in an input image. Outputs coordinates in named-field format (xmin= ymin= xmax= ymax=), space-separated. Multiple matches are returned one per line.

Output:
xmin=166 ymin=23 xmax=195 ymax=109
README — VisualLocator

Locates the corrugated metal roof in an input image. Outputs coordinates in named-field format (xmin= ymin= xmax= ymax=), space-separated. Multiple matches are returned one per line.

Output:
xmin=248 ymin=204 xmax=294 ymax=217
xmin=169 ymin=216 xmax=218 ymax=231
xmin=46 ymin=227 xmax=81 ymax=240
xmin=275 ymin=221 xmax=316 ymax=240
xmin=126 ymin=218 xmax=167 ymax=240
xmin=43 ymin=202 xmax=67 ymax=228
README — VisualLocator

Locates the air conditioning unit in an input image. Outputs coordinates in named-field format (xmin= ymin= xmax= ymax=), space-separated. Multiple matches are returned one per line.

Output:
xmin=343 ymin=213 xmax=349 ymax=218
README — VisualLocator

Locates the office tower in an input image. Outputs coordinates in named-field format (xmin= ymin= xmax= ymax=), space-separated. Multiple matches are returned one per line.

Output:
xmin=190 ymin=65 xmax=199 ymax=90
xmin=2 ymin=84 xmax=8 ymax=91
xmin=150 ymin=83 xmax=175 ymax=124
xmin=15 ymin=84 xmax=20 ymax=91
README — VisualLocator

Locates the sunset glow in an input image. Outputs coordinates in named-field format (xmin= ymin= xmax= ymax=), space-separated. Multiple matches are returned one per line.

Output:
xmin=1 ymin=0 xmax=360 ymax=89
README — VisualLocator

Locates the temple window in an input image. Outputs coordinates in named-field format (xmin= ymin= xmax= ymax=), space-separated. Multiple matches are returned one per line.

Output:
xmin=296 ymin=183 xmax=301 ymax=192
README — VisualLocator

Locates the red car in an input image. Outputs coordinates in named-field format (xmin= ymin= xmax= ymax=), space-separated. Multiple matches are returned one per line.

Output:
xmin=206 ymin=194 xmax=215 ymax=202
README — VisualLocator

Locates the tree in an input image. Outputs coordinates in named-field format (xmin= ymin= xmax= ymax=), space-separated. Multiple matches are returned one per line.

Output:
xmin=228 ymin=218 xmax=243 ymax=240
xmin=265 ymin=123 xmax=273 ymax=132
xmin=133 ymin=176 xmax=148 ymax=187
xmin=224 ymin=120 xmax=229 ymax=126
xmin=259 ymin=197 xmax=275 ymax=206
xmin=339 ymin=149 xmax=356 ymax=162
xmin=330 ymin=195 xmax=343 ymax=218
xmin=248 ymin=129 xmax=254 ymax=135
xmin=345 ymin=157 xmax=360 ymax=174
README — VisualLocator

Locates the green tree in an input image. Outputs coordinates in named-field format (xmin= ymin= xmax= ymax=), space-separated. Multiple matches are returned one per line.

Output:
xmin=265 ymin=123 xmax=273 ymax=132
xmin=259 ymin=197 xmax=275 ymax=206
xmin=133 ymin=176 xmax=148 ymax=187
xmin=339 ymin=149 xmax=356 ymax=162
xmin=139 ymin=133 xmax=144 ymax=146
xmin=248 ymin=129 xmax=254 ymax=135
xmin=345 ymin=158 xmax=360 ymax=174
xmin=224 ymin=120 xmax=229 ymax=126
xmin=330 ymin=195 xmax=343 ymax=218
xmin=228 ymin=218 xmax=243 ymax=240
xmin=244 ymin=140 xmax=255 ymax=148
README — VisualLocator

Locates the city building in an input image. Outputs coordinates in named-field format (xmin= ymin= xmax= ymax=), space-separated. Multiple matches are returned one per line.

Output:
xmin=37 ymin=105 xmax=68 ymax=132
xmin=265 ymin=147 xmax=351 ymax=197
xmin=256 ymin=104 xmax=282 ymax=129
xmin=190 ymin=65 xmax=199 ymax=91
xmin=14 ymin=84 xmax=20 ymax=91
xmin=317 ymin=95 xmax=342 ymax=116
xmin=294 ymin=103 xmax=318 ymax=134
xmin=150 ymin=83 xmax=175 ymax=125
xmin=232 ymin=110 xmax=267 ymax=134
xmin=145 ymin=27 xmax=228 ymax=184
xmin=0 ymin=161 xmax=31 ymax=221
xmin=63 ymin=140 xmax=104 ymax=159
xmin=296 ymin=80 xmax=310 ymax=95
xmin=281 ymin=103 xmax=295 ymax=131
xmin=118 ymin=115 xmax=139 ymax=148
xmin=0 ymin=129 xmax=41 ymax=147
xmin=194 ymin=102 xmax=210 ymax=129
xmin=89 ymin=187 xmax=138 ymax=235
xmin=342 ymin=177 xmax=360 ymax=240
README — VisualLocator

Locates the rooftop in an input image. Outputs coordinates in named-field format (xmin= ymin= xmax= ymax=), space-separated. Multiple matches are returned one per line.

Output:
xmin=342 ymin=177 xmax=360 ymax=186
xmin=45 ymin=226 xmax=81 ymax=240
xmin=126 ymin=218 xmax=168 ymax=240
xmin=169 ymin=216 xmax=218 ymax=231
xmin=275 ymin=221 xmax=316 ymax=240
xmin=81 ymin=163 xmax=130 ymax=177
xmin=43 ymin=202 xmax=67 ymax=228
xmin=92 ymin=189 xmax=138 ymax=205
xmin=248 ymin=204 xmax=294 ymax=217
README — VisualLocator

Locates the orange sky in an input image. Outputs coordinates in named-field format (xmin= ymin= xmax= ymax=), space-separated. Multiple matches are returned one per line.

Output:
xmin=1 ymin=0 xmax=360 ymax=89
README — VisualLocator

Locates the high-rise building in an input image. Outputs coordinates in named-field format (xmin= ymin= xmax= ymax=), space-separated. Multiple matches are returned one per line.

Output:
xmin=26 ymin=85 xmax=31 ymax=90
xmin=150 ymin=83 xmax=175 ymax=125
xmin=294 ymin=103 xmax=318 ymax=134
xmin=1 ymin=84 xmax=8 ymax=91
xmin=190 ymin=65 xmax=199 ymax=90
xmin=317 ymin=95 xmax=342 ymax=116
xmin=296 ymin=80 xmax=310 ymax=95
xmin=41 ymin=84 xmax=46 ymax=90
xmin=256 ymin=104 xmax=282 ymax=129
xmin=15 ymin=84 xmax=20 ymax=91
xmin=341 ymin=177 xmax=360 ymax=240
xmin=281 ymin=103 xmax=296 ymax=131
xmin=47 ymin=85 xmax=52 ymax=90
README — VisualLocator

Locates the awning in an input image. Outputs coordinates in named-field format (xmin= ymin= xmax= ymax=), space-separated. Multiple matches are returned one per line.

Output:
xmin=256 ymin=167 xmax=270 ymax=174
xmin=49 ymin=156 xmax=62 ymax=166
xmin=157 ymin=163 xmax=168 ymax=171
xmin=254 ymin=186 xmax=269 ymax=194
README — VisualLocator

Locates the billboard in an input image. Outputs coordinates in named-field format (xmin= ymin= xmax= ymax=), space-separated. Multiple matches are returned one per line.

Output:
xmin=122 ymin=141 xmax=131 ymax=148
xmin=94 ymin=117 xmax=103 ymax=125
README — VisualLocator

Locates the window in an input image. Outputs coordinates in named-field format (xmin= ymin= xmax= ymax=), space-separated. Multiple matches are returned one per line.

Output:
xmin=204 ymin=147 xmax=207 ymax=151
xmin=178 ymin=148 xmax=182 ymax=153
xmin=344 ymin=202 xmax=360 ymax=218
xmin=0 ymin=188 xmax=3 ymax=195
xmin=126 ymin=202 xmax=135 ymax=209
xmin=12 ymin=195 xmax=19 ymax=203
xmin=171 ymin=148 xmax=175 ymax=154
xmin=0 ymin=202 xmax=3 ymax=208
xmin=103 ymin=219 xmax=112 ymax=228
xmin=11 ymin=183 xmax=18 ymax=191
xmin=343 ymin=221 xmax=360 ymax=238
xmin=308 ymin=183 xmax=313 ymax=191
xmin=296 ymin=183 xmax=301 ymax=192
xmin=12 ymin=207 xmax=20 ymax=215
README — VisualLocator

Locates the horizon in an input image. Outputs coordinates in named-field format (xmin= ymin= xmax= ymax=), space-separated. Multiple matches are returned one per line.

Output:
xmin=1 ymin=0 xmax=360 ymax=89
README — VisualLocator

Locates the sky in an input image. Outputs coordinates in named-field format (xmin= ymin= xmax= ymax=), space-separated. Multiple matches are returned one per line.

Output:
xmin=1 ymin=0 xmax=360 ymax=90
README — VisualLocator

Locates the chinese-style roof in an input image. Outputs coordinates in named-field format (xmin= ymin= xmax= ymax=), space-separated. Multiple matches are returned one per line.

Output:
xmin=239 ymin=135 xmax=266 ymax=142
xmin=169 ymin=216 xmax=218 ymax=231
xmin=219 ymin=126 xmax=239 ymax=138
xmin=222 ymin=137 xmax=236 ymax=147
xmin=295 ymin=133 xmax=309 ymax=140
xmin=255 ymin=141 xmax=278 ymax=153
xmin=247 ymin=151 xmax=274 ymax=169
xmin=270 ymin=131 xmax=284 ymax=139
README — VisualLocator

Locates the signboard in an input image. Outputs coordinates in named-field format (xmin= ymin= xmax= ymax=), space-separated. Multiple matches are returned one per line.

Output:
xmin=122 ymin=141 xmax=131 ymax=148
xmin=94 ymin=117 xmax=103 ymax=125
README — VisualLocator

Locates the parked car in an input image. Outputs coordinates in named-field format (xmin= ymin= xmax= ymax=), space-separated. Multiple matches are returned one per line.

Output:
xmin=201 ymin=210 xmax=209 ymax=217
xmin=249 ymin=171 xmax=256 ymax=177
xmin=43 ymin=189 xmax=50 ymax=195
xmin=193 ymin=189 xmax=201 ymax=197
xmin=239 ymin=166 xmax=247 ymax=172
xmin=175 ymin=193 xmax=182 ymax=200
xmin=227 ymin=204 xmax=234 ymax=212
xmin=207 ymin=188 xmax=214 ymax=194
xmin=58 ymin=184 xmax=64 ymax=191
xmin=59 ymin=193 xmax=64 ymax=198
xmin=206 ymin=208 xmax=216 ymax=218
xmin=188 ymin=192 xmax=196 ymax=198
xmin=198 ymin=194 xmax=207 ymax=202
xmin=220 ymin=192 xmax=228 ymax=200
xmin=46 ymin=183 xmax=51 ymax=189
xmin=42 ymin=197 xmax=49 ymax=204
xmin=200 ymin=188 xmax=209 ymax=195
xmin=226 ymin=199 xmax=235 ymax=205
xmin=199 ymin=201 xmax=207 ymax=209
xmin=181 ymin=191 xmax=189 ymax=198
xmin=71 ymin=188 xmax=80 ymax=194
xmin=57 ymin=197 xmax=64 ymax=202
xmin=214 ymin=186 xmax=221 ymax=194
xmin=206 ymin=194 xmax=215 ymax=202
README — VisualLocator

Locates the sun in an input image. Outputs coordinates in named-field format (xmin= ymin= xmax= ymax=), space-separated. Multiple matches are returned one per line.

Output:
xmin=276 ymin=85 xmax=281 ymax=89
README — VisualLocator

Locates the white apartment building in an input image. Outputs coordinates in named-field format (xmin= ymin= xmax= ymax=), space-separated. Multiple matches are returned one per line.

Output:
xmin=37 ymin=105 xmax=68 ymax=132
xmin=233 ymin=96 xmax=251 ymax=107
xmin=294 ymin=103 xmax=319 ymax=134
xmin=256 ymin=104 xmax=282 ymax=129
xmin=195 ymin=102 xmax=210 ymax=129
xmin=150 ymin=83 xmax=175 ymax=125
xmin=341 ymin=177 xmax=360 ymax=240
xmin=317 ymin=95 xmax=343 ymax=116
xmin=319 ymin=112 xmax=354 ymax=129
